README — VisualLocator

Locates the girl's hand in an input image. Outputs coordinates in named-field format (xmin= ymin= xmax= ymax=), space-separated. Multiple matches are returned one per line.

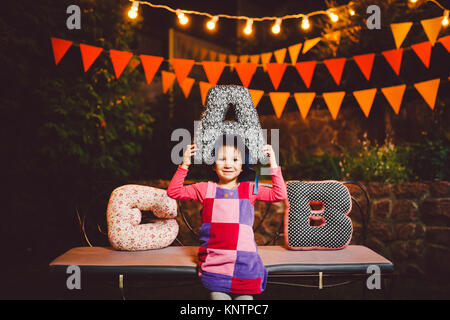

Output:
xmin=181 ymin=144 xmax=197 ymax=169
xmin=261 ymin=144 xmax=278 ymax=168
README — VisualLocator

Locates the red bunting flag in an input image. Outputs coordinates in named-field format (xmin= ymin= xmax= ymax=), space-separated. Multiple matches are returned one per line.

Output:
xmin=140 ymin=55 xmax=163 ymax=85
xmin=293 ymin=92 xmax=316 ymax=120
xmin=295 ymin=61 xmax=316 ymax=89
xmin=381 ymin=84 xmax=406 ymax=115
xmin=323 ymin=58 xmax=346 ymax=85
xmin=110 ymin=49 xmax=133 ymax=78
xmin=161 ymin=71 xmax=176 ymax=93
xmin=382 ymin=48 xmax=403 ymax=75
xmin=201 ymin=61 xmax=226 ymax=86
xmin=353 ymin=53 xmax=375 ymax=81
xmin=438 ymin=35 xmax=450 ymax=53
xmin=234 ymin=62 xmax=257 ymax=88
xmin=79 ymin=43 xmax=103 ymax=72
xmin=199 ymin=81 xmax=213 ymax=106
xmin=179 ymin=77 xmax=195 ymax=98
xmin=269 ymin=92 xmax=290 ymax=119
xmin=171 ymin=58 xmax=195 ymax=85
xmin=267 ymin=63 xmax=287 ymax=90
xmin=411 ymin=41 xmax=432 ymax=68
xmin=414 ymin=78 xmax=440 ymax=110
xmin=322 ymin=91 xmax=346 ymax=120
xmin=50 ymin=37 xmax=72 ymax=65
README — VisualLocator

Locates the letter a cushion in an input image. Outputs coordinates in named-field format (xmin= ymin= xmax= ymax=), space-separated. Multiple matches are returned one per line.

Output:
xmin=284 ymin=181 xmax=353 ymax=250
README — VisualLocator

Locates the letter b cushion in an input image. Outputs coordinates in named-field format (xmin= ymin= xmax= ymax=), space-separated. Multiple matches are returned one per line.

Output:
xmin=107 ymin=185 xmax=179 ymax=251
xmin=284 ymin=181 xmax=353 ymax=250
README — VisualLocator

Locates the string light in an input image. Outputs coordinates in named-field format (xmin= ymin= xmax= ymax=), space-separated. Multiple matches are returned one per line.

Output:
xmin=349 ymin=9 xmax=355 ymax=16
xmin=207 ymin=16 xmax=219 ymax=30
xmin=127 ymin=1 xmax=139 ymax=19
xmin=410 ymin=0 xmax=418 ymax=3
xmin=328 ymin=10 xmax=339 ymax=22
xmin=272 ymin=18 xmax=282 ymax=34
xmin=301 ymin=16 xmax=310 ymax=30
xmin=244 ymin=18 xmax=253 ymax=35
xmin=443 ymin=10 xmax=449 ymax=26
xmin=177 ymin=10 xmax=189 ymax=25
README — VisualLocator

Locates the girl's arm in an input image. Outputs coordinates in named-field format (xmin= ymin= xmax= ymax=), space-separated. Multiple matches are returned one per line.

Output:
xmin=250 ymin=166 xmax=287 ymax=204
xmin=167 ymin=165 xmax=208 ymax=203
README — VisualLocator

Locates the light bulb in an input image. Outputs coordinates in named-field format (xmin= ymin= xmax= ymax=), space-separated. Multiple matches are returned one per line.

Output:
xmin=177 ymin=10 xmax=189 ymax=25
xmin=443 ymin=11 xmax=449 ymax=26
xmin=328 ymin=11 xmax=339 ymax=22
xmin=128 ymin=1 xmax=139 ymax=19
xmin=301 ymin=16 xmax=310 ymax=30
xmin=207 ymin=16 xmax=218 ymax=30
xmin=349 ymin=9 xmax=355 ymax=16
xmin=244 ymin=19 xmax=253 ymax=35
xmin=410 ymin=0 xmax=418 ymax=3
xmin=272 ymin=18 xmax=281 ymax=34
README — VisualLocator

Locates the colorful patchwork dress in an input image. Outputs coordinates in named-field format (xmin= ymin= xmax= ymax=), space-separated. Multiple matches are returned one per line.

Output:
xmin=167 ymin=165 xmax=287 ymax=295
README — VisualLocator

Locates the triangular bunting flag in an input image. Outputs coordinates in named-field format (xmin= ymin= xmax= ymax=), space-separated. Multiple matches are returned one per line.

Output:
xmin=250 ymin=55 xmax=260 ymax=65
xmin=109 ymin=49 xmax=133 ymax=79
xmin=288 ymin=43 xmax=302 ymax=64
xmin=191 ymin=45 xmax=200 ymax=59
xmin=267 ymin=63 xmax=287 ymax=90
xmin=295 ymin=61 xmax=316 ymax=89
xmin=139 ymin=54 xmax=164 ymax=85
xmin=171 ymin=58 xmax=195 ymax=85
xmin=200 ymin=48 xmax=209 ymax=61
xmin=209 ymin=50 xmax=217 ymax=61
xmin=261 ymin=52 xmax=273 ymax=72
xmin=293 ymin=92 xmax=316 ymax=120
xmin=323 ymin=58 xmax=346 ymax=85
xmin=50 ymin=37 xmax=72 ymax=65
xmin=353 ymin=53 xmax=375 ymax=81
xmin=274 ymin=48 xmax=287 ymax=64
xmin=302 ymin=38 xmax=321 ymax=54
xmin=218 ymin=53 xmax=227 ymax=62
xmin=248 ymin=89 xmax=264 ymax=108
xmin=353 ymin=88 xmax=377 ymax=118
xmin=161 ymin=71 xmax=176 ymax=93
xmin=414 ymin=78 xmax=440 ymax=110
xmin=381 ymin=84 xmax=406 ymax=115
xmin=269 ymin=92 xmax=290 ymax=119
xmin=322 ymin=91 xmax=346 ymax=120
xmin=382 ymin=48 xmax=403 ymax=75
xmin=438 ymin=35 xmax=450 ymax=52
xmin=421 ymin=16 xmax=443 ymax=46
xmin=199 ymin=81 xmax=213 ymax=106
xmin=79 ymin=43 xmax=103 ymax=72
xmin=411 ymin=41 xmax=432 ymax=68
xmin=201 ymin=61 xmax=226 ymax=86
xmin=390 ymin=22 xmax=413 ymax=49
xmin=234 ymin=62 xmax=257 ymax=88
xmin=179 ymin=77 xmax=195 ymax=98
xmin=239 ymin=55 xmax=249 ymax=63
xmin=228 ymin=54 xmax=238 ymax=71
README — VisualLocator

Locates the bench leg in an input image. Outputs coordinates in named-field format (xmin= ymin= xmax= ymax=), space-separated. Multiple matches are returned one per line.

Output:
xmin=119 ymin=274 xmax=125 ymax=300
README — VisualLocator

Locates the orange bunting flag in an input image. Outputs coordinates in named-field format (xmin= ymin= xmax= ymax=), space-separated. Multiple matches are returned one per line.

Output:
xmin=171 ymin=58 xmax=195 ymax=85
xmin=353 ymin=53 xmax=375 ymax=81
xmin=293 ymin=92 xmax=316 ymax=120
xmin=199 ymin=81 xmax=213 ymax=106
xmin=201 ymin=61 xmax=226 ymax=86
xmin=261 ymin=52 xmax=273 ymax=72
xmin=139 ymin=55 xmax=163 ymax=85
xmin=414 ymin=78 xmax=440 ymax=110
xmin=234 ymin=62 xmax=257 ymax=88
xmin=209 ymin=50 xmax=217 ymax=61
xmin=274 ymin=48 xmax=287 ymax=64
xmin=295 ymin=61 xmax=316 ymax=89
xmin=250 ymin=55 xmax=260 ymax=65
xmin=302 ymin=37 xmax=321 ymax=54
xmin=381 ymin=84 xmax=406 ymax=115
xmin=79 ymin=43 xmax=103 ymax=72
xmin=324 ymin=58 xmax=346 ymax=85
xmin=110 ymin=49 xmax=133 ymax=78
xmin=248 ymin=89 xmax=264 ymax=108
xmin=50 ymin=37 xmax=72 ymax=65
xmin=390 ymin=22 xmax=413 ymax=49
xmin=382 ymin=48 xmax=403 ymax=75
xmin=179 ymin=77 xmax=195 ymax=98
xmin=269 ymin=92 xmax=290 ymax=119
xmin=439 ymin=35 xmax=450 ymax=52
xmin=161 ymin=71 xmax=176 ymax=93
xmin=239 ymin=55 xmax=249 ymax=63
xmin=267 ymin=63 xmax=287 ymax=90
xmin=322 ymin=91 xmax=346 ymax=120
xmin=411 ymin=41 xmax=432 ymax=68
xmin=421 ymin=16 xmax=443 ymax=46
xmin=228 ymin=55 xmax=238 ymax=71
xmin=288 ymin=43 xmax=302 ymax=64
xmin=352 ymin=88 xmax=377 ymax=118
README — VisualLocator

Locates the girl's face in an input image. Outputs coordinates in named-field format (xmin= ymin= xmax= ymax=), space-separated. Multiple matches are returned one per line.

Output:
xmin=213 ymin=145 xmax=243 ymax=184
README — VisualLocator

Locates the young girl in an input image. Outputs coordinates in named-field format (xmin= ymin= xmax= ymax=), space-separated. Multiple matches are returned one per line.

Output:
xmin=167 ymin=134 xmax=287 ymax=300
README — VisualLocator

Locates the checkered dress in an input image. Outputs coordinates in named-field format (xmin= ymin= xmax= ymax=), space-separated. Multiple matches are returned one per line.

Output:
xmin=197 ymin=181 xmax=267 ymax=294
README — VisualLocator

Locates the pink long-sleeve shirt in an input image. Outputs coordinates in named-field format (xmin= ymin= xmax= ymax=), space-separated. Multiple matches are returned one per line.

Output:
xmin=167 ymin=165 xmax=288 ymax=205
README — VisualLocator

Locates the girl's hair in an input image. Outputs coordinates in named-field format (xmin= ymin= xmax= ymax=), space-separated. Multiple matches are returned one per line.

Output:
xmin=207 ymin=134 xmax=256 ymax=183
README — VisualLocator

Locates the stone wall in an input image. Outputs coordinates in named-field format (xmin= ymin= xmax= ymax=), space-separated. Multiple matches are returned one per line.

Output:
xmin=140 ymin=180 xmax=450 ymax=282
